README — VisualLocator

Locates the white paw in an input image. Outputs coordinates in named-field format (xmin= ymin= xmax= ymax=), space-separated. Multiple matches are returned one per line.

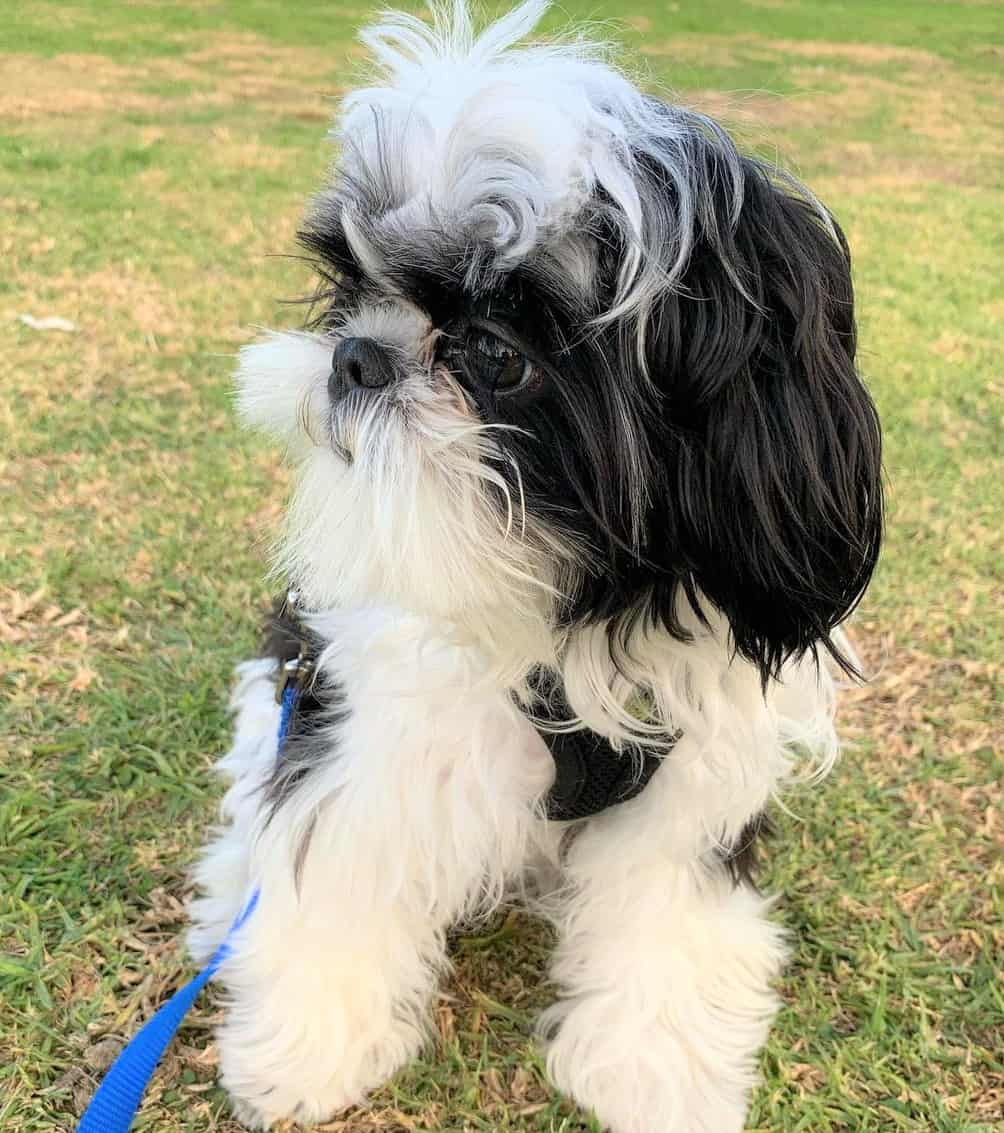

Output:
xmin=215 ymin=996 xmax=422 ymax=1131
xmin=220 ymin=1039 xmax=359 ymax=1131
xmin=226 ymin=1090 xmax=350 ymax=1131
xmin=544 ymin=998 xmax=750 ymax=1133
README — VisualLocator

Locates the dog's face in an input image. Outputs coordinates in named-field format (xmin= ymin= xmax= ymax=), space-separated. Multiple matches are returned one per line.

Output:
xmin=239 ymin=0 xmax=882 ymax=683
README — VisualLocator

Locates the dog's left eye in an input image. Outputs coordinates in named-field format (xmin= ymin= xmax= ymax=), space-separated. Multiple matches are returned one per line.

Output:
xmin=465 ymin=330 xmax=536 ymax=395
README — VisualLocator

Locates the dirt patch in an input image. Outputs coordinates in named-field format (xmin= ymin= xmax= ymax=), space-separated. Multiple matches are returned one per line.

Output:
xmin=761 ymin=36 xmax=942 ymax=68
xmin=689 ymin=57 xmax=1002 ymax=190
xmin=650 ymin=31 xmax=1004 ymax=175
xmin=688 ymin=88 xmax=828 ymax=132
xmin=640 ymin=32 xmax=946 ymax=73
xmin=157 ymin=29 xmax=362 ymax=87
xmin=150 ymin=39 xmax=347 ymax=119
xmin=641 ymin=40 xmax=1001 ymax=187
xmin=686 ymin=72 xmax=901 ymax=138
xmin=185 ymin=33 xmax=333 ymax=67
xmin=640 ymin=38 xmax=742 ymax=68
xmin=14 ymin=264 xmax=184 ymax=347
xmin=0 ymin=54 xmax=162 ymax=121
xmin=815 ymin=143 xmax=997 ymax=193
xmin=0 ymin=35 xmax=347 ymax=127
xmin=837 ymin=618 xmax=1004 ymax=971
xmin=198 ymin=130 xmax=289 ymax=171
xmin=842 ymin=624 xmax=1002 ymax=763
xmin=0 ymin=581 xmax=138 ymax=700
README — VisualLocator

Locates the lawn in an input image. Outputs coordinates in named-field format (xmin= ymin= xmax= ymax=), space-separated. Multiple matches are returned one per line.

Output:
xmin=1 ymin=1 xmax=1002 ymax=1131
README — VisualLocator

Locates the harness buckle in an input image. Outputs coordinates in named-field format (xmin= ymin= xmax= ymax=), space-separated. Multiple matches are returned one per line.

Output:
xmin=273 ymin=588 xmax=317 ymax=705
xmin=275 ymin=652 xmax=316 ymax=705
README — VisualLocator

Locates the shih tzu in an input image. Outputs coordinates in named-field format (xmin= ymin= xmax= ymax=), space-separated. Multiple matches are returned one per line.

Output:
xmin=187 ymin=2 xmax=882 ymax=1130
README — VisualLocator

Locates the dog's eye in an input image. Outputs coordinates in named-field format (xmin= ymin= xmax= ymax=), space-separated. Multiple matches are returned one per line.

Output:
xmin=331 ymin=267 xmax=362 ymax=293
xmin=466 ymin=330 xmax=536 ymax=395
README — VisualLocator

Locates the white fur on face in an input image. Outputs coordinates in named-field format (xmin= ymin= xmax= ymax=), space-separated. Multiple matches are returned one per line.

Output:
xmin=237 ymin=312 xmax=570 ymax=679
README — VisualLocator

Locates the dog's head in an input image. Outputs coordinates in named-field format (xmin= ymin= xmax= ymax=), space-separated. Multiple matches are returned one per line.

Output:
xmin=239 ymin=0 xmax=882 ymax=684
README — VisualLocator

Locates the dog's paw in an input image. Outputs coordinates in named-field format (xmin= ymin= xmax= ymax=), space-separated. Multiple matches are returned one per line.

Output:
xmin=225 ymin=1092 xmax=275 ymax=1132
xmin=223 ymin=1075 xmax=355 ymax=1131
xmin=543 ymin=996 xmax=750 ymax=1133
xmin=219 ymin=1032 xmax=359 ymax=1131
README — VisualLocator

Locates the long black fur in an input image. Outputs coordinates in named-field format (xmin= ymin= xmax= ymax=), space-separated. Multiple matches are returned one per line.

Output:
xmin=633 ymin=148 xmax=883 ymax=684
xmin=721 ymin=812 xmax=773 ymax=889
xmin=554 ymin=132 xmax=883 ymax=685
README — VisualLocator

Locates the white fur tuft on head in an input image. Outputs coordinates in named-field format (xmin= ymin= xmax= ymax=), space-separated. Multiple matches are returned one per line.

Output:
xmin=335 ymin=0 xmax=744 ymax=326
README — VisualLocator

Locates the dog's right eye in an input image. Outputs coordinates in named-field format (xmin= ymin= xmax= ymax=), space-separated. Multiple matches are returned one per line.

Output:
xmin=444 ymin=327 xmax=540 ymax=399
xmin=467 ymin=331 xmax=533 ymax=391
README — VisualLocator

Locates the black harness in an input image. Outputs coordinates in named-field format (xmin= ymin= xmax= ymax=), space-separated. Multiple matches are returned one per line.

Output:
xmin=268 ymin=602 xmax=669 ymax=822
xmin=521 ymin=668 xmax=665 ymax=820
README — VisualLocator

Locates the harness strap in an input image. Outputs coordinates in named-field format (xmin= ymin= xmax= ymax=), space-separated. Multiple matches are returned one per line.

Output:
xmin=75 ymin=683 xmax=298 ymax=1133
xmin=525 ymin=667 xmax=669 ymax=822
xmin=543 ymin=724 xmax=664 ymax=821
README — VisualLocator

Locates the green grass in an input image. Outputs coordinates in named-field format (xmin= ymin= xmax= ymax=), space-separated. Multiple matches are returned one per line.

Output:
xmin=2 ymin=2 xmax=1002 ymax=1131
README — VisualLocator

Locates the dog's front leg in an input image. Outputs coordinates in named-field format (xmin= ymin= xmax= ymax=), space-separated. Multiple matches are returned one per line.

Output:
xmin=541 ymin=741 xmax=787 ymax=1133
xmin=206 ymin=609 xmax=551 ymax=1130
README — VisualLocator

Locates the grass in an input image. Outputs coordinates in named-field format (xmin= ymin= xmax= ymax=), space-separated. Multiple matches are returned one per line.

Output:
xmin=1 ymin=1 xmax=1002 ymax=1130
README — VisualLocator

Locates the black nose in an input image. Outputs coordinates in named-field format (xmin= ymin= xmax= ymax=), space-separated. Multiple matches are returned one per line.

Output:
xmin=329 ymin=337 xmax=397 ymax=397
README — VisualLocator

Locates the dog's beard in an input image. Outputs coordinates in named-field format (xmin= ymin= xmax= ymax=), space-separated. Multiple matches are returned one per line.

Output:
xmin=269 ymin=332 xmax=571 ymax=675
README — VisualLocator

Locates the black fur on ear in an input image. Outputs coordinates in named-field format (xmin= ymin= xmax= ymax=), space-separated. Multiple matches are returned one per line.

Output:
xmin=634 ymin=146 xmax=883 ymax=684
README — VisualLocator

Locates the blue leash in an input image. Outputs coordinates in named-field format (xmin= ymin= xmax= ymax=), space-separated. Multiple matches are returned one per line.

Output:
xmin=76 ymin=682 xmax=299 ymax=1133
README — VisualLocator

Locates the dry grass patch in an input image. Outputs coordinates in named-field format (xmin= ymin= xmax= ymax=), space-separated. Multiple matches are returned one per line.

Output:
xmin=0 ymin=34 xmax=348 ymax=130
xmin=0 ymin=54 xmax=152 ymax=122
xmin=761 ymin=37 xmax=942 ymax=67
xmin=688 ymin=57 xmax=1003 ymax=191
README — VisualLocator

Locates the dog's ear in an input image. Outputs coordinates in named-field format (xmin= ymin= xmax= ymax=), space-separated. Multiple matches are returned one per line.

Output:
xmin=644 ymin=149 xmax=883 ymax=683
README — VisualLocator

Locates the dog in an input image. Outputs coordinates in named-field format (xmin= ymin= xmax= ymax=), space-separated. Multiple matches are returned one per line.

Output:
xmin=187 ymin=3 xmax=883 ymax=1129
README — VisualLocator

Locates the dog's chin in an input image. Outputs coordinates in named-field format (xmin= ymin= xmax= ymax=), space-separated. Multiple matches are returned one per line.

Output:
xmin=276 ymin=385 xmax=564 ymax=668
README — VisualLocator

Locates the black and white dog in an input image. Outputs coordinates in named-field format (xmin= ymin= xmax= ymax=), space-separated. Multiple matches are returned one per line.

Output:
xmin=188 ymin=3 xmax=882 ymax=1129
